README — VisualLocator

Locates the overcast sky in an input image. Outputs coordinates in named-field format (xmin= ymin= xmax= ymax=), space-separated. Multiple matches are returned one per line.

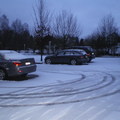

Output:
xmin=0 ymin=0 xmax=120 ymax=37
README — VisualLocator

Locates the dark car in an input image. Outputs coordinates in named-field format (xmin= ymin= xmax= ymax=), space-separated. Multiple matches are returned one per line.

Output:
xmin=45 ymin=49 xmax=89 ymax=65
xmin=0 ymin=50 xmax=37 ymax=80
xmin=70 ymin=46 xmax=95 ymax=62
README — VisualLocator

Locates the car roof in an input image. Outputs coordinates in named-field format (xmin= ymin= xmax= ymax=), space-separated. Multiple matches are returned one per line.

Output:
xmin=71 ymin=46 xmax=94 ymax=51
xmin=0 ymin=50 xmax=30 ymax=60
xmin=0 ymin=50 xmax=17 ymax=54
xmin=62 ymin=49 xmax=85 ymax=52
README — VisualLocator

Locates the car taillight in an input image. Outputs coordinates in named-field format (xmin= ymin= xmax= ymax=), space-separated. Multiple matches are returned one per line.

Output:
xmin=86 ymin=54 xmax=90 ymax=56
xmin=13 ymin=61 xmax=22 ymax=66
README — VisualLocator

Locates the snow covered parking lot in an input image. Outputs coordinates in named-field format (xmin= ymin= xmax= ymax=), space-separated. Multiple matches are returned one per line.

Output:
xmin=0 ymin=55 xmax=120 ymax=120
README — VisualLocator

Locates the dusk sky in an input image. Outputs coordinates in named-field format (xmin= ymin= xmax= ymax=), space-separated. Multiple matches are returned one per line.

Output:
xmin=0 ymin=0 xmax=120 ymax=37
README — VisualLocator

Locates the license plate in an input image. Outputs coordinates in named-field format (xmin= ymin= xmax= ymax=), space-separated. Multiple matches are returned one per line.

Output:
xmin=25 ymin=62 xmax=31 ymax=65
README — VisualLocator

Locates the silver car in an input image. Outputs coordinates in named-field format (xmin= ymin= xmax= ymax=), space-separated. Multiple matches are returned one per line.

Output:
xmin=0 ymin=50 xmax=37 ymax=80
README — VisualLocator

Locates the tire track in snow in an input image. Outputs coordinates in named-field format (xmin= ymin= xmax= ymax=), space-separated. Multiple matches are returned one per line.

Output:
xmin=0 ymin=71 xmax=119 ymax=107
xmin=0 ymin=76 xmax=113 ymax=99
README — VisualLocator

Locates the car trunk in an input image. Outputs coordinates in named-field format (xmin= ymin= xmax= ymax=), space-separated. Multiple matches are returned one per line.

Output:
xmin=10 ymin=58 xmax=36 ymax=75
xmin=12 ymin=58 xmax=35 ymax=66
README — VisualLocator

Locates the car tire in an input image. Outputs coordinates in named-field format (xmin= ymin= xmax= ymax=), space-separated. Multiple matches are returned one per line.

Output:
xmin=45 ymin=59 xmax=52 ymax=64
xmin=0 ymin=69 xmax=6 ymax=80
xmin=70 ymin=59 xmax=77 ymax=65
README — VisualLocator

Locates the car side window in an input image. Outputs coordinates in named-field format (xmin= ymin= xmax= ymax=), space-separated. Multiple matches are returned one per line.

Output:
xmin=57 ymin=51 xmax=64 ymax=56
xmin=64 ymin=51 xmax=74 ymax=55
xmin=73 ymin=52 xmax=81 ymax=55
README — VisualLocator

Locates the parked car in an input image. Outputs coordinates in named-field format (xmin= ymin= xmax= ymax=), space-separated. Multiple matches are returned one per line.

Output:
xmin=70 ymin=46 xmax=95 ymax=62
xmin=45 ymin=49 xmax=89 ymax=65
xmin=0 ymin=50 xmax=37 ymax=80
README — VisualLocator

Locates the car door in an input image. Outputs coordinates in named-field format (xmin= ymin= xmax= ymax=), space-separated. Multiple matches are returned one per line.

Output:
xmin=53 ymin=51 xmax=65 ymax=63
xmin=63 ymin=51 xmax=74 ymax=63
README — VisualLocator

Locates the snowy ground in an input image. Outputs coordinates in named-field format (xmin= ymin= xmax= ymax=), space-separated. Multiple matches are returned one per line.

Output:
xmin=0 ymin=55 xmax=120 ymax=120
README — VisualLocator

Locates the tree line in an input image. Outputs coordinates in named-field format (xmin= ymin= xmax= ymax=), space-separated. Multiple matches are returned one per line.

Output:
xmin=84 ymin=15 xmax=120 ymax=55
xmin=0 ymin=15 xmax=34 ymax=50
xmin=0 ymin=0 xmax=120 ymax=57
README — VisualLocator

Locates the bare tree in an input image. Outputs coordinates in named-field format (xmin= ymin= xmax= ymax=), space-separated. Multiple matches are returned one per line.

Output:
xmin=11 ymin=19 xmax=29 ymax=34
xmin=33 ymin=0 xmax=51 ymax=61
xmin=11 ymin=19 xmax=24 ymax=33
xmin=97 ymin=14 xmax=118 ymax=53
xmin=53 ymin=10 xmax=82 ymax=48
xmin=0 ymin=14 xmax=9 ymax=30
xmin=98 ymin=14 xmax=118 ymax=36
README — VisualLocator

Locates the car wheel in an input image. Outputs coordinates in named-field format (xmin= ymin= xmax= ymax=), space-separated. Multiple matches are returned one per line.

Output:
xmin=0 ymin=69 xmax=6 ymax=80
xmin=45 ymin=59 xmax=52 ymax=64
xmin=70 ymin=59 xmax=77 ymax=65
